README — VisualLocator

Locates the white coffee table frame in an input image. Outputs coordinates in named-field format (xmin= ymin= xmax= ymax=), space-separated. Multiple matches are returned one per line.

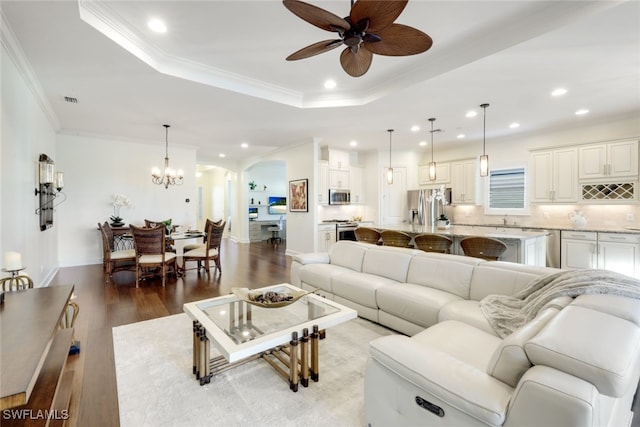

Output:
xmin=183 ymin=283 xmax=357 ymax=391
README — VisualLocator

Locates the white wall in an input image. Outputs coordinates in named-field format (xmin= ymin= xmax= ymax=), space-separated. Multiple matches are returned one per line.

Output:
xmin=56 ymin=133 xmax=197 ymax=266
xmin=1 ymin=36 xmax=59 ymax=286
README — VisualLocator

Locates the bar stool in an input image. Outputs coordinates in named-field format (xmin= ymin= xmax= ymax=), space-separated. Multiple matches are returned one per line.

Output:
xmin=460 ymin=236 xmax=507 ymax=261
xmin=414 ymin=233 xmax=453 ymax=253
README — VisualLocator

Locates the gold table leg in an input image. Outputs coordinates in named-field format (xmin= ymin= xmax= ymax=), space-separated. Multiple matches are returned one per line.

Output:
xmin=310 ymin=325 xmax=319 ymax=382
xmin=289 ymin=332 xmax=299 ymax=392
xmin=300 ymin=328 xmax=309 ymax=387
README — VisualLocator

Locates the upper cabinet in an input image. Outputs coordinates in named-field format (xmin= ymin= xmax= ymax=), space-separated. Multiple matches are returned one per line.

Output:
xmin=318 ymin=160 xmax=329 ymax=205
xmin=418 ymin=162 xmax=451 ymax=185
xmin=450 ymin=159 xmax=479 ymax=205
xmin=350 ymin=165 xmax=365 ymax=204
xmin=322 ymin=147 xmax=350 ymax=171
xmin=579 ymin=140 xmax=638 ymax=180
xmin=530 ymin=147 xmax=578 ymax=203
xmin=329 ymin=170 xmax=349 ymax=189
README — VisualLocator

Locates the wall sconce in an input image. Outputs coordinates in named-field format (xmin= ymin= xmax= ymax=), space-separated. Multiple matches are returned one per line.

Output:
xmin=35 ymin=154 xmax=66 ymax=231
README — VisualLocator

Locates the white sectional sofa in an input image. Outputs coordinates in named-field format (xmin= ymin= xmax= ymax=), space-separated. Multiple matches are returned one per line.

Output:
xmin=290 ymin=241 xmax=640 ymax=427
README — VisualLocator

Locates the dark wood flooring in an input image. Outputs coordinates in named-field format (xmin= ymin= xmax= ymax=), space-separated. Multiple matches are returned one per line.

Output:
xmin=49 ymin=240 xmax=290 ymax=427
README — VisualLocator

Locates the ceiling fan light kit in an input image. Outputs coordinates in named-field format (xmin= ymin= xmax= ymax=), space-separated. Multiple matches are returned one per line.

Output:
xmin=283 ymin=0 xmax=433 ymax=77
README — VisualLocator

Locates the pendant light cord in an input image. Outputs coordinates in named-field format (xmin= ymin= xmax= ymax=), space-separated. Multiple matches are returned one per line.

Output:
xmin=480 ymin=104 xmax=489 ymax=154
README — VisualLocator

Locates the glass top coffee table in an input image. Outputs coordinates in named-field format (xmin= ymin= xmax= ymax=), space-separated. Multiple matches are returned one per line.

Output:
xmin=183 ymin=283 xmax=357 ymax=391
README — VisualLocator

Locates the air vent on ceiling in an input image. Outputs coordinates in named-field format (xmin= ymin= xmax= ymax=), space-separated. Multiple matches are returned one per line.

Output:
xmin=64 ymin=96 xmax=78 ymax=103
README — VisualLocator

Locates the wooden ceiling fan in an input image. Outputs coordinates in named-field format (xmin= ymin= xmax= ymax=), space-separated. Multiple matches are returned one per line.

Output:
xmin=283 ymin=0 xmax=433 ymax=77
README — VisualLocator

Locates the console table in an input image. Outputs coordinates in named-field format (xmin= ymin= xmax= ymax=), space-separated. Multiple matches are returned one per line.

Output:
xmin=0 ymin=285 xmax=75 ymax=425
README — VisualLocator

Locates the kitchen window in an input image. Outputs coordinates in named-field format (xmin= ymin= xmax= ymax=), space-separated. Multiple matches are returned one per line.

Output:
xmin=485 ymin=166 xmax=529 ymax=215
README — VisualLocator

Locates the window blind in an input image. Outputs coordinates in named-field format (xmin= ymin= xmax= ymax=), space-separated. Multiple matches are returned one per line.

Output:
xmin=489 ymin=168 xmax=525 ymax=209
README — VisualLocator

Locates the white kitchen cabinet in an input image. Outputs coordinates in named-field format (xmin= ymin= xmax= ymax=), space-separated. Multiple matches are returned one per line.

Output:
xmin=350 ymin=165 xmax=365 ymax=204
xmin=329 ymin=169 xmax=349 ymax=189
xmin=450 ymin=159 xmax=478 ymax=205
xmin=530 ymin=147 xmax=578 ymax=203
xmin=321 ymin=147 xmax=350 ymax=171
xmin=318 ymin=224 xmax=336 ymax=252
xmin=598 ymin=233 xmax=640 ymax=278
xmin=561 ymin=230 xmax=640 ymax=278
xmin=579 ymin=140 xmax=638 ymax=180
xmin=561 ymin=231 xmax=597 ymax=270
xmin=418 ymin=162 xmax=450 ymax=185
xmin=318 ymin=160 xmax=329 ymax=205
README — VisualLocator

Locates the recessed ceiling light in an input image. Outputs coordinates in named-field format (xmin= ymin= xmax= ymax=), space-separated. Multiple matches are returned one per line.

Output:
xmin=219 ymin=153 xmax=226 ymax=158
xmin=509 ymin=123 xmax=520 ymax=129
xmin=349 ymin=140 xmax=357 ymax=147
xmin=324 ymin=79 xmax=336 ymax=89
xmin=411 ymin=125 xmax=420 ymax=132
xmin=465 ymin=110 xmax=477 ymax=118
xmin=147 ymin=18 xmax=167 ymax=33
xmin=575 ymin=109 xmax=589 ymax=116
xmin=419 ymin=141 xmax=427 ymax=147
xmin=457 ymin=134 xmax=465 ymax=139
xmin=551 ymin=88 xmax=567 ymax=97
xmin=241 ymin=143 xmax=248 ymax=148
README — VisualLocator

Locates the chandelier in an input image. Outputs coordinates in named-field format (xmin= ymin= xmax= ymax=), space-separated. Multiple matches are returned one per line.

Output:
xmin=152 ymin=124 xmax=184 ymax=189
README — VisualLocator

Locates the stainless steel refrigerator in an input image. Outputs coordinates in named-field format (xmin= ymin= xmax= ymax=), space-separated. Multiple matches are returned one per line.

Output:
xmin=407 ymin=188 xmax=451 ymax=226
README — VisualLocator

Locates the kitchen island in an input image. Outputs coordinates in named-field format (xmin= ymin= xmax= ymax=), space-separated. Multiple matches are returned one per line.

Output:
xmin=367 ymin=224 xmax=549 ymax=266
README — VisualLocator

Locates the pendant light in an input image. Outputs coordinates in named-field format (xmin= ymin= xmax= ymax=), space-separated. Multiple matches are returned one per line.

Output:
xmin=151 ymin=124 xmax=184 ymax=189
xmin=479 ymin=103 xmax=490 ymax=177
xmin=386 ymin=129 xmax=394 ymax=184
xmin=428 ymin=117 xmax=437 ymax=181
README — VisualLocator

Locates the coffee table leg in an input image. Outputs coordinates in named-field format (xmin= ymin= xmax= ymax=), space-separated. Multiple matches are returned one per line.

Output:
xmin=192 ymin=321 xmax=199 ymax=375
xmin=300 ymin=328 xmax=309 ymax=387
xmin=310 ymin=325 xmax=319 ymax=382
xmin=289 ymin=331 xmax=299 ymax=392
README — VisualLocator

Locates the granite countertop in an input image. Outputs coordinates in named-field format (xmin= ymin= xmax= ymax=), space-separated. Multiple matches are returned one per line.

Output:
xmin=454 ymin=223 xmax=640 ymax=234
xmin=371 ymin=224 xmax=549 ymax=240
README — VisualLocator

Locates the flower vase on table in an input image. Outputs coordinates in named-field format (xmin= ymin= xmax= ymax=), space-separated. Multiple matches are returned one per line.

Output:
xmin=110 ymin=216 xmax=125 ymax=227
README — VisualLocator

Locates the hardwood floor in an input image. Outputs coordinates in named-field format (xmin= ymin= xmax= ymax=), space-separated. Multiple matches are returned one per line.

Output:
xmin=50 ymin=240 xmax=290 ymax=427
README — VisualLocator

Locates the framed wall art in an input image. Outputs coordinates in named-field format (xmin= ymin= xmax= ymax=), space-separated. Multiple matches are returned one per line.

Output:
xmin=289 ymin=178 xmax=308 ymax=212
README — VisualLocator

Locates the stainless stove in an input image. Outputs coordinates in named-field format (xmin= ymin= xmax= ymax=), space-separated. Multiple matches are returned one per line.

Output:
xmin=322 ymin=220 xmax=358 ymax=241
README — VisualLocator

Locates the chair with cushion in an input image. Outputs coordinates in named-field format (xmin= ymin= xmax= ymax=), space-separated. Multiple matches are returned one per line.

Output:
xmin=1 ymin=275 xmax=34 ymax=291
xmin=414 ymin=233 xmax=453 ymax=253
xmin=130 ymin=224 xmax=177 ymax=287
xmin=182 ymin=219 xmax=223 ymax=252
xmin=460 ymin=236 xmax=508 ymax=261
xmin=355 ymin=227 xmax=381 ymax=244
xmin=267 ymin=216 xmax=284 ymax=245
xmin=98 ymin=221 xmax=135 ymax=283
xmin=380 ymin=230 xmax=412 ymax=248
xmin=183 ymin=220 xmax=225 ymax=275
xmin=144 ymin=218 xmax=176 ymax=252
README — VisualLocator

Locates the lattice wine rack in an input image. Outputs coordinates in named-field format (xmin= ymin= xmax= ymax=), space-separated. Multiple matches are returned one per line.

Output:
xmin=581 ymin=182 xmax=636 ymax=201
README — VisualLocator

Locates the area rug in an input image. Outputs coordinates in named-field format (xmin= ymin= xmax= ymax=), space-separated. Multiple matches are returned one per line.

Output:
xmin=113 ymin=313 xmax=397 ymax=427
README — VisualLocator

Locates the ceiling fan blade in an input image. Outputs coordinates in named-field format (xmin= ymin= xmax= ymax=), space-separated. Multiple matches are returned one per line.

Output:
xmin=350 ymin=0 xmax=408 ymax=33
xmin=286 ymin=39 xmax=343 ymax=60
xmin=340 ymin=46 xmax=373 ymax=77
xmin=283 ymin=0 xmax=350 ymax=33
xmin=365 ymin=24 xmax=433 ymax=56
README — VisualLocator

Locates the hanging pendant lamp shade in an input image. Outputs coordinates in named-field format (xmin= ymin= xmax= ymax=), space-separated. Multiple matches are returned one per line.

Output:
xmin=428 ymin=117 xmax=437 ymax=181
xmin=480 ymin=103 xmax=490 ymax=177
xmin=387 ymin=129 xmax=394 ymax=184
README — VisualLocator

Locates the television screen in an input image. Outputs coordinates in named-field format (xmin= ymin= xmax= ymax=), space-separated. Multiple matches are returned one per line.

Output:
xmin=268 ymin=196 xmax=286 ymax=215
xmin=248 ymin=207 xmax=258 ymax=219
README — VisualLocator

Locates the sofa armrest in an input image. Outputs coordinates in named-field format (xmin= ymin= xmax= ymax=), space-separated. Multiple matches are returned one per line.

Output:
xmin=292 ymin=252 xmax=330 ymax=265
xmin=368 ymin=335 xmax=513 ymax=426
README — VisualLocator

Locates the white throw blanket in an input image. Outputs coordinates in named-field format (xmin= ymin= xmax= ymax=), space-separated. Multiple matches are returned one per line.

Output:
xmin=480 ymin=269 xmax=640 ymax=338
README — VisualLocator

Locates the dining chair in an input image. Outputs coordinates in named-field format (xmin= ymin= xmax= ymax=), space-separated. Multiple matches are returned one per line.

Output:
xmin=0 ymin=275 xmax=34 ymax=292
xmin=354 ymin=227 xmax=381 ymax=244
xmin=98 ymin=222 xmax=136 ymax=283
xmin=144 ymin=218 xmax=176 ymax=252
xmin=460 ymin=236 xmax=508 ymax=261
xmin=182 ymin=220 xmax=225 ymax=275
xmin=380 ymin=230 xmax=413 ymax=248
xmin=414 ymin=233 xmax=453 ymax=254
xmin=182 ymin=219 xmax=223 ymax=252
xmin=130 ymin=224 xmax=178 ymax=287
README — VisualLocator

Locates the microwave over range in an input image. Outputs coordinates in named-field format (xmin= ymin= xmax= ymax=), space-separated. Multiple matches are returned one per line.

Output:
xmin=329 ymin=189 xmax=350 ymax=205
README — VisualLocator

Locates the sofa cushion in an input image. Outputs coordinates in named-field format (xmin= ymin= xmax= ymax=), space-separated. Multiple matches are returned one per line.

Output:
xmin=329 ymin=241 xmax=368 ymax=272
xmin=438 ymin=300 xmax=495 ymax=335
xmin=361 ymin=246 xmax=416 ymax=283
xmin=469 ymin=262 xmax=557 ymax=301
xmin=406 ymin=252 xmax=481 ymax=299
xmin=487 ymin=307 xmax=560 ymax=387
xmin=571 ymin=294 xmax=640 ymax=327
xmin=377 ymin=284 xmax=463 ymax=329
xmin=299 ymin=263 xmax=349 ymax=292
xmin=332 ymin=271 xmax=399 ymax=308
xmin=525 ymin=305 xmax=640 ymax=397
